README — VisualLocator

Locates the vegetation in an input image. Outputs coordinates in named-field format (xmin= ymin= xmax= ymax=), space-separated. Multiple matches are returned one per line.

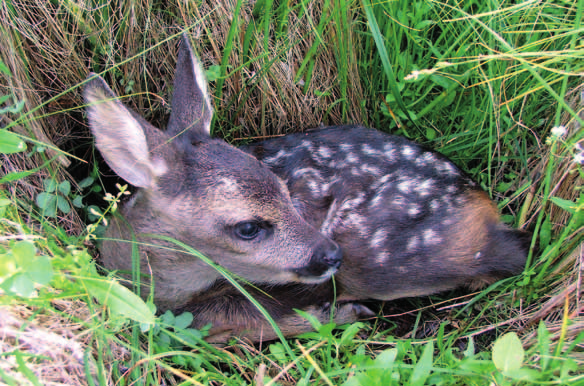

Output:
xmin=0 ymin=0 xmax=582 ymax=384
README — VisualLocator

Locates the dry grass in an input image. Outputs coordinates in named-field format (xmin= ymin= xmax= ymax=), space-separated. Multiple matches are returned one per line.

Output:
xmin=1 ymin=303 xmax=96 ymax=386
xmin=1 ymin=0 xmax=365 ymax=232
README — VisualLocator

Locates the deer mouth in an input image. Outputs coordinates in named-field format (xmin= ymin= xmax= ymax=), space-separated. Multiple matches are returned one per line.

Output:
xmin=291 ymin=263 xmax=339 ymax=284
xmin=288 ymin=240 xmax=343 ymax=283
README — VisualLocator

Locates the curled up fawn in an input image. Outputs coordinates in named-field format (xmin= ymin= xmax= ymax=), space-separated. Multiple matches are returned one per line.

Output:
xmin=84 ymin=35 xmax=530 ymax=343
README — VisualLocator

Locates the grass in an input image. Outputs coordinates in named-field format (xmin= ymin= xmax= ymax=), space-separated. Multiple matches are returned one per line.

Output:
xmin=0 ymin=0 xmax=583 ymax=384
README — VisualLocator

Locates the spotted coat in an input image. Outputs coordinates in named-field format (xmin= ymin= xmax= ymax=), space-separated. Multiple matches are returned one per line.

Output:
xmin=243 ymin=125 xmax=529 ymax=300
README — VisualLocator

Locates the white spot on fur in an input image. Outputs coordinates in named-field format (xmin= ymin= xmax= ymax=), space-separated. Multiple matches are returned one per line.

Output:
xmin=370 ymin=229 xmax=387 ymax=248
xmin=416 ymin=179 xmax=434 ymax=197
xmin=151 ymin=156 xmax=168 ymax=177
xmin=340 ymin=143 xmax=353 ymax=151
xmin=446 ymin=185 xmax=458 ymax=193
xmin=292 ymin=167 xmax=323 ymax=179
xmin=375 ymin=251 xmax=390 ymax=264
xmin=475 ymin=251 xmax=482 ymax=259
xmin=423 ymin=228 xmax=441 ymax=245
xmin=383 ymin=142 xmax=397 ymax=159
xmin=328 ymin=159 xmax=347 ymax=169
xmin=392 ymin=195 xmax=406 ymax=208
xmin=436 ymin=161 xmax=458 ymax=176
xmin=263 ymin=149 xmax=289 ymax=164
xmin=340 ymin=193 xmax=366 ymax=212
xmin=345 ymin=213 xmax=369 ymax=236
xmin=346 ymin=152 xmax=359 ymax=164
xmin=398 ymin=180 xmax=412 ymax=193
xmin=369 ymin=191 xmax=385 ymax=208
xmin=306 ymin=180 xmax=322 ymax=197
xmin=317 ymin=146 xmax=332 ymax=159
xmin=319 ymin=199 xmax=339 ymax=237
xmin=442 ymin=217 xmax=456 ymax=225
xmin=408 ymin=204 xmax=421 ymax=217
xmin=401 ymin=146 xmax=416 ymax=159
xmin=442 ymin=197 xmax=454 ymax=212
xmin=415 ymin=152 xmax=436 ymax=167
xmin=291 ymin=168 xmax=328 ymax=197
xmin=361 ymin=143 xmax=382 ymax=156
xmin=430 ymin=199 xmax=440 ymax=211
xmin=300 ymin=140 xmax=313 ymax=150
xmin=372 ymin=173 xmax=393 ymax=190
xmin=407 ymin=236 xmax=419 ymax=251
xmin=361 ymin=164 xmax=382 ymax=175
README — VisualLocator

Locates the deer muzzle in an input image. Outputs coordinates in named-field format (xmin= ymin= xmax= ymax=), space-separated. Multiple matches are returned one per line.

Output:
xmin=292 ymin=240 xmax=343 ymax=283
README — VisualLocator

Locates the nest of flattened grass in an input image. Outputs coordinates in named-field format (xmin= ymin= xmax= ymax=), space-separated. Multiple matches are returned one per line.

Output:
xmin=1 ymin=1 xmax=582 ymax=384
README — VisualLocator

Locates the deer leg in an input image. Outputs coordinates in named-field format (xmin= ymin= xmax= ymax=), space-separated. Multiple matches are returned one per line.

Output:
xmin=176 ymin=281 xmax=372 ymax=343
xmin=204 ymin=302 xmax=372 ymax=344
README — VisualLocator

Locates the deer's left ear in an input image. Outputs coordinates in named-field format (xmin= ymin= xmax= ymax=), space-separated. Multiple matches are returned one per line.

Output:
xmin=84 ymin=73 xmax=169 ymax=189
xmin=167 ymin=34 xmax=213 ymax=144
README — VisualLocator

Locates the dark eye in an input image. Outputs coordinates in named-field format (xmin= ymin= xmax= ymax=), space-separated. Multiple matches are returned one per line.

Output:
xmin=233 ymin=221 xmax=261 ymax=240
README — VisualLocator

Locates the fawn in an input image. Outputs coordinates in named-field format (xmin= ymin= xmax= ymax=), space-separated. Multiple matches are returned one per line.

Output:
xmin=84 ymin=35 xmax=530 ymax=343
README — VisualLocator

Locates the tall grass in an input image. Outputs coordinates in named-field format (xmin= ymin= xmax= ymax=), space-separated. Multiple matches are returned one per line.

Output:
xmin=0 ymin=0 xmax=582 ymax=384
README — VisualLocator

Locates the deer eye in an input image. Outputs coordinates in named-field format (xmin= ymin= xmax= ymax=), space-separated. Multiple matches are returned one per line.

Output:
xmin=233 ymin=221 xmax=262 ymax=240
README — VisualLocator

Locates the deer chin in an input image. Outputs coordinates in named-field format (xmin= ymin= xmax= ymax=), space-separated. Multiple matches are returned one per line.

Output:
xmin=294 ymin=267 xmax=337 ymax=284
xmin=227 ymin=266 xmax=336 ymax=285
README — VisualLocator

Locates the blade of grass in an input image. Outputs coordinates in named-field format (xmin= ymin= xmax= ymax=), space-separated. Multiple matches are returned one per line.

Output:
xmin=214 ymin=0 xmax=245 ymax=135
xmin=361 ymin=0 xmax=418 ymax=128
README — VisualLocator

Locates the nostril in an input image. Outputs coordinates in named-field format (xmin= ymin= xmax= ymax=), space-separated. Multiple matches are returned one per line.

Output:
xmin=322 ymin=243 xmax=342 ymax=268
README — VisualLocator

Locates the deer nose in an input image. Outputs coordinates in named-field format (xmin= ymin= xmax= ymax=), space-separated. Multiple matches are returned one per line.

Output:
xmin=294 ymin=241 xmax=343 ymax=279
xmin=320 ymin=242 xmax=343 ymax=269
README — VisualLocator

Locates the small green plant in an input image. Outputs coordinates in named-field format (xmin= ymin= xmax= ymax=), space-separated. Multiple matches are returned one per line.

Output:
xmin=341 ymin=326 xmax=582 ymax=386
xmin=35 ymin=175 xmax=108 ymax=226
xmin=0 ymin=129 xmax=26 ymax=154
xmin=205 ymin=65 xmax=222 ymax=82
xmin=152 ymin=311 xmax=207 ymax=350
xmin=79 ymin=275 xmax=156 ymax=330
xmin=35 ymin=176 xmax=98 ymax=218
xmin=0 ymin=58 xmax=25 ymax=115
xmin=0 ymin=240 xmax=53 ymax=297
xmin=0 ymin=58 xmax=26 ymax=155
xmin=84 ymin=183 xmax=131 ymax=242
xmin=35 ymin=178 xmax=73 ymax=218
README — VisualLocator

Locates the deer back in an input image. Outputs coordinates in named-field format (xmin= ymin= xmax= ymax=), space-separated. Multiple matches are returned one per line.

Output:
xmin=243 ymin=126 xmax=530 ymax=301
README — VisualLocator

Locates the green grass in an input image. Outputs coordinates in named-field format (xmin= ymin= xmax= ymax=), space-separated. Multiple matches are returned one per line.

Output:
xmin=1 ymin=0 xmax=583 ymax=384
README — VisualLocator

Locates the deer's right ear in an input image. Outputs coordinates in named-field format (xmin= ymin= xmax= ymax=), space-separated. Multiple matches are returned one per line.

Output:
xmin=167 ymin=34 xmax=213 ymax=143
xmin=84 ymin=74 xmax=165 ymax=189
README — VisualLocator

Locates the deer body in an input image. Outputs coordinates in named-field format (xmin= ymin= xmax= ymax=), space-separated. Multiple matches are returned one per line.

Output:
xmin=85 ymin=36 xmax=529 ymax=343
xmin=243 ymin=126 xmax=529 ymax=301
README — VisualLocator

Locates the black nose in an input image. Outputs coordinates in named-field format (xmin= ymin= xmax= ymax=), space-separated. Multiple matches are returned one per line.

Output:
xmin=294 ymin=241 xmax=343 ymax=278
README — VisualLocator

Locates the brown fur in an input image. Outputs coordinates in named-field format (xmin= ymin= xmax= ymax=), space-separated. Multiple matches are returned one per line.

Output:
xmin=174 ymin=281 xmax=369 ymax=342
xmin=444 ymin=190 xmax=500 ymax=260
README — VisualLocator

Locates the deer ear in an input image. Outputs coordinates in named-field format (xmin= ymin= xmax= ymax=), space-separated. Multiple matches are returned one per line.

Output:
xmin=167 ymin=34 xmax=213 ymax=143
xmin=84 ymin=74 xmax=167 ymax=188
